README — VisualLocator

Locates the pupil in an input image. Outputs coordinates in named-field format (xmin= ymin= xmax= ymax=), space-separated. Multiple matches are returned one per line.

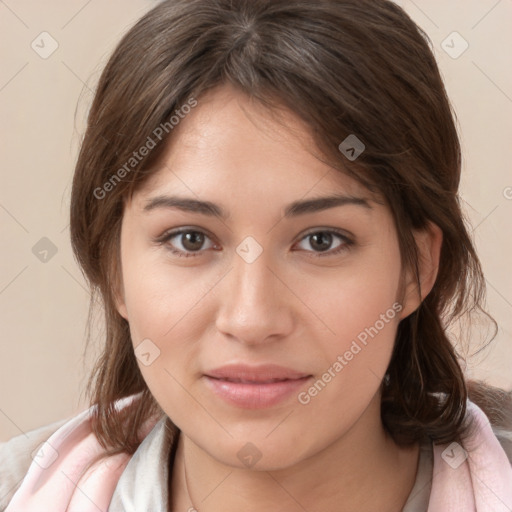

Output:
xmin=311 ymin=232 xmax=331 ymax=251
xmin=183 ymin=232 xmax=203 ymax=251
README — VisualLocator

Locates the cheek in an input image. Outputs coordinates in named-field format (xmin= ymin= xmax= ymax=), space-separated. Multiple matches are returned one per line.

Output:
xmin=301 ymin=246 xmax=402 ymax=399
xmin=311 ymin=251 xmax=402 ymax=349
xmin=120 ymin=244 xmax=223 ymax=403
xmin=120 ymin=251 xmax=215 ymax=425
xmin=121 ymin=241 xmax=211 ymax=340
xmin=293 ymin=295 xmax=400 ymax=454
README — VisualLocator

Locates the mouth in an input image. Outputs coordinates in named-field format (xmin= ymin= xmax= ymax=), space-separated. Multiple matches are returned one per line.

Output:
xmin=203 ymin=364 xmax=312 ymax=409
xmin=209 ymin=377 xmax=299 ymax=384
xmin=205 ymin=363 xmax=310 ymax=381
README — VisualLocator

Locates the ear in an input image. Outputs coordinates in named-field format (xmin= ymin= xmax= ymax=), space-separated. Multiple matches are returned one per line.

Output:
xmin=398 ymin=221 xmax=443 ymax=320
xmin=112 ymin=262 xmax=129 ymax=320
xmin=114 ymin=284 xmax=129 ymax=320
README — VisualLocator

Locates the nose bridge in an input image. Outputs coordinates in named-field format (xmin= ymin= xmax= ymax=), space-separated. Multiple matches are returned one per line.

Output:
xmin=229 ymin=244 xmax=276 ymax=312
xmin=215 ymin=241 xmax=293 ymax=343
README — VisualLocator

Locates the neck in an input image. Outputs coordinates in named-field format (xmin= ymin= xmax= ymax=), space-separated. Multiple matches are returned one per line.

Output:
xmin=170 ymin=394 xmax=420 ymax=512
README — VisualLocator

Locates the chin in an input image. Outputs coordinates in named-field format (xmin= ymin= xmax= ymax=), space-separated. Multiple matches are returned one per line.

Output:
xmin=200 ymin=434 xmax=315 ymax=472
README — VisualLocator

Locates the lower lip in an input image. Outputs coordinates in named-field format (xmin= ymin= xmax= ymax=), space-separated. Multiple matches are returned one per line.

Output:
xmin=203 ymin=375 xmax=312 ymax=409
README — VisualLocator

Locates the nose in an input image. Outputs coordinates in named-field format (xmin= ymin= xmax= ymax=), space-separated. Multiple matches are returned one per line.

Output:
xmin=214 ymin=245 xmax=295 ymax=346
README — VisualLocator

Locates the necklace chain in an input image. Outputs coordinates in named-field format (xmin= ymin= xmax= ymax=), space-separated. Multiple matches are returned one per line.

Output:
xmin=183 ymin=453 xmax=198 ymax=511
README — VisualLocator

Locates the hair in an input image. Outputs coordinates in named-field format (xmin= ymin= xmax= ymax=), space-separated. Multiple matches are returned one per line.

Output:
xmin=70 ymin=0 xmax=509 ymax=466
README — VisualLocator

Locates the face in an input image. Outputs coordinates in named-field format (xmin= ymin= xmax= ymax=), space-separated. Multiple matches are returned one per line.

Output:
xmin=116 ymin=83 xmax=421 ymax=470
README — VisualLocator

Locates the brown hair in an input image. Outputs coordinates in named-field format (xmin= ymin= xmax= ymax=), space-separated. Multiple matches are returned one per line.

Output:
xmin=70 ymin=0 xmax=508 ymax=463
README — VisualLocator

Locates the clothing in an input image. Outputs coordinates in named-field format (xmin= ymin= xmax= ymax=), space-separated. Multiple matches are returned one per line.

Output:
xmin=402 ymin=437 xmax=433 ymax=511
xmin=1 ymin=395 xmax=512 ymax=512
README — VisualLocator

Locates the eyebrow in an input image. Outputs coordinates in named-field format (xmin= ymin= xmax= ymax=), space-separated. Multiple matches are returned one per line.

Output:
xmin=142 ymin=193 xmax=373 ymax=220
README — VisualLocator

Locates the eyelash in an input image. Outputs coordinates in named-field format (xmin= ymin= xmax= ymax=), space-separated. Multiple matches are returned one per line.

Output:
xmin=155 ymin=227 xmax=354 ymax=259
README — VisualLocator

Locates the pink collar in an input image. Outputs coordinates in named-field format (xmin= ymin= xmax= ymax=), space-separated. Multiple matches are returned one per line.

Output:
xmin=6 ymin=396 xmax=512 ymax=511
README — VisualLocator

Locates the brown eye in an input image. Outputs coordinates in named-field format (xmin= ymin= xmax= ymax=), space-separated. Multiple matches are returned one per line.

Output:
xmin=180 ymin=231 xmax=206 ymax=251
xmin=160 ymin=229 xmax=215 ymax=258
xmin=295 ymin=230 xmax=353 ymax=257
xmin=308 ymin=232 xmax=334 ymax=252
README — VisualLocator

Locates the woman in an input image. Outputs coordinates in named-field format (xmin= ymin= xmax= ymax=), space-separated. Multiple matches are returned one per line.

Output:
xmin=1 ymin=0 xmax=511 ymax=510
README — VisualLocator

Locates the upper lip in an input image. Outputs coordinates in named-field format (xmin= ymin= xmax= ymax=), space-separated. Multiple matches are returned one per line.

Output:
xmin=204 ymin=364 xmax=311 ymax=383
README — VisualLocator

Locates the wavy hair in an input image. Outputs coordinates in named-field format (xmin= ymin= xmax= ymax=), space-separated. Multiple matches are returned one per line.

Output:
xmin=70 ymin=0 xmax=507 ymax=464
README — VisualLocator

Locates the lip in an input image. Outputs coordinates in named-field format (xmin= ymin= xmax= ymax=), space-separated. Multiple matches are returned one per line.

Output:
xmin=205 ymin=363 xmax=310 ymax=382
xmin=203 ymin=364 xmax=312 ymax=409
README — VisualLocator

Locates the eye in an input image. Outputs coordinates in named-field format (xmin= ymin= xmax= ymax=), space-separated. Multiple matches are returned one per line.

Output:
xmin=156 ymin=227 xmax=354 ymax=259
xmin=158 ymin=228 xmax=217 ymax=258
xmin=294 ymin=230 xmax=353 ymax=257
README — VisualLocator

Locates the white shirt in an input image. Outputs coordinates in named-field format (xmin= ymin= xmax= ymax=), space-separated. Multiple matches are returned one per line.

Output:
xmin=2 ymin=413 xmax=511 ymax=511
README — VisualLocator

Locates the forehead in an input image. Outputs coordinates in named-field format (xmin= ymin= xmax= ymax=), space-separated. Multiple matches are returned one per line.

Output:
xmin=133 ymin=84 xmax=378 ymax=209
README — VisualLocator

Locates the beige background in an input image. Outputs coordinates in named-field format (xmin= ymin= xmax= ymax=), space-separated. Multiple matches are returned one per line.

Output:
xmin=0 ymin=0 xmax=511 ymax=442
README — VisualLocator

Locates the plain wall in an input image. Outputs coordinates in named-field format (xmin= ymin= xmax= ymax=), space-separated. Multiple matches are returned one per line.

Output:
xmin=1 ymin=0 xmax=511 ymax=442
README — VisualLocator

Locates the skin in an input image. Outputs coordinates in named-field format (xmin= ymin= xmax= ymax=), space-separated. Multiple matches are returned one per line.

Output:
xmin=115 ymin=83 xmax=442 ymax=512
